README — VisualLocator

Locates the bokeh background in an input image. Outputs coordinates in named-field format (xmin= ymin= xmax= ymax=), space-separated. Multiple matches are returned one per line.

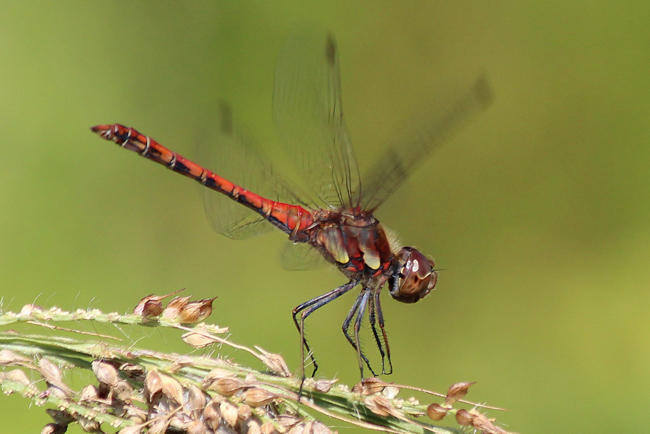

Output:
xmin=1 ymin=2 xmax=649 ymax=433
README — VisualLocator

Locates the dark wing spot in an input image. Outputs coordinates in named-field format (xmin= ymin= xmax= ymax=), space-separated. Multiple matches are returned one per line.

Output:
xmin=473 ymin=75 xmax=495 ymax=111
xmin=218 ymin=101 xmax=234 ymax=136
xmin=326 ymin=33 xmax=337 ymax=67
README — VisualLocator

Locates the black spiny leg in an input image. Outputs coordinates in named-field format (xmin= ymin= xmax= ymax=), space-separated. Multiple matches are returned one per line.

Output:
xmin=342 ymin=289 xmax=377 ymax=378
xmin=372 ymin=289 xmax=393 ymax=375
xmin=368 ymin=289 xmax=389 ymax=374
xmin=292 ymin=278 xmax=359 ymax=395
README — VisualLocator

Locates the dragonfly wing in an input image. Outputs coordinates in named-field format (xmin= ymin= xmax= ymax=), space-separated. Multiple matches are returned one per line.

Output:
xmin=361 ymin=75 xmax=494 ymax=212
xmin=196 ymin=102 xmax=306 ymax=240
xmin=280 ymin=240 xmax=329 ymax=271
xmin=202 ymin=190 xmax=272 ymax=239
xmin=274 ymin=28 xmax=361 ymax=210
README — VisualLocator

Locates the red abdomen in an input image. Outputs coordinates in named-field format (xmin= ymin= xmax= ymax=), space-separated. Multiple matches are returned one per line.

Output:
xmin=91 ymin=124 xmax=314 ymax=238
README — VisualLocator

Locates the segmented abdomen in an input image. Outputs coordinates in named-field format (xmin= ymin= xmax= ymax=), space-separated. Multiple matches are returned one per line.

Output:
xmin=91 ymin=124 xmax=314 ymax=238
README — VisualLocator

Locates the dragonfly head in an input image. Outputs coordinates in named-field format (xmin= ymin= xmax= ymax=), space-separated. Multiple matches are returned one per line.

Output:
xmin=389 ymin=247 xmax=437 ymax=303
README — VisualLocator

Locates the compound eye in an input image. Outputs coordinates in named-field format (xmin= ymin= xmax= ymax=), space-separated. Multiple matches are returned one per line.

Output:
xmin=390 ymin=248 xmax=437 ymax=303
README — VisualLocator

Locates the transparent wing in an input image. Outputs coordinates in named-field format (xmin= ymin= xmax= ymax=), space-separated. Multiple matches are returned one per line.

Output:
xmin=195 ymin=102 xmax=307 ymax=239
xmin=274 ymin=27 xmax=361 ymax=210
xmin=361 ymin=75 xmax=494 ymax=212
xmin=280 ymin=241 xmax=329 ymax=271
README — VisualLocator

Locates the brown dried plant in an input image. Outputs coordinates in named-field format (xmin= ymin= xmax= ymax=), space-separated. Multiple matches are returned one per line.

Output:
xmin=0 ymin=294 xmax=514 ymax=434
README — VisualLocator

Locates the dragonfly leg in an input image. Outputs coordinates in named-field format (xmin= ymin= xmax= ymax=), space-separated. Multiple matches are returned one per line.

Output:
xmin=368 ymin=291 xmax=388 ymax=374
xmin=342 ymin=290 xmax=377 ymax=378
xmin=354 ymin=291 xmax=374 ymax=378
xmin=372 ymin=290 xmax=393 ymax=375
xmin=292 ymin=279 xmax=359 ymax=388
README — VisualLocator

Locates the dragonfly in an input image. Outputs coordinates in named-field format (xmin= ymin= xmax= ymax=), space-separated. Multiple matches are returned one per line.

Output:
xmin=92 ymin=30 xmax=492 ymax=382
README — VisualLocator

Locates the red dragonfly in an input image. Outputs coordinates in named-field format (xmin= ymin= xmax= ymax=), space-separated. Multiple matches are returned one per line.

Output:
xmin=92 ymin=31 xmax=491 ymax=381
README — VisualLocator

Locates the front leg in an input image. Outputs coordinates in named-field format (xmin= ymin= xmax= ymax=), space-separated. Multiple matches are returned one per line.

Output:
xmin=292 ymin=278 xmax=359 ymax=390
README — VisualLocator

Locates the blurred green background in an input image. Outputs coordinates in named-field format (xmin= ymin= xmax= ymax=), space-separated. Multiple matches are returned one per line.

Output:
xmin=1 ymin=1 xmax=649 ymax=433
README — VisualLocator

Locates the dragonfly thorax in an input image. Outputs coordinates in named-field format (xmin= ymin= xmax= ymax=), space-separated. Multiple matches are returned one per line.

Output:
xmin=308 ymin=209 xmax=394 ymax=276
